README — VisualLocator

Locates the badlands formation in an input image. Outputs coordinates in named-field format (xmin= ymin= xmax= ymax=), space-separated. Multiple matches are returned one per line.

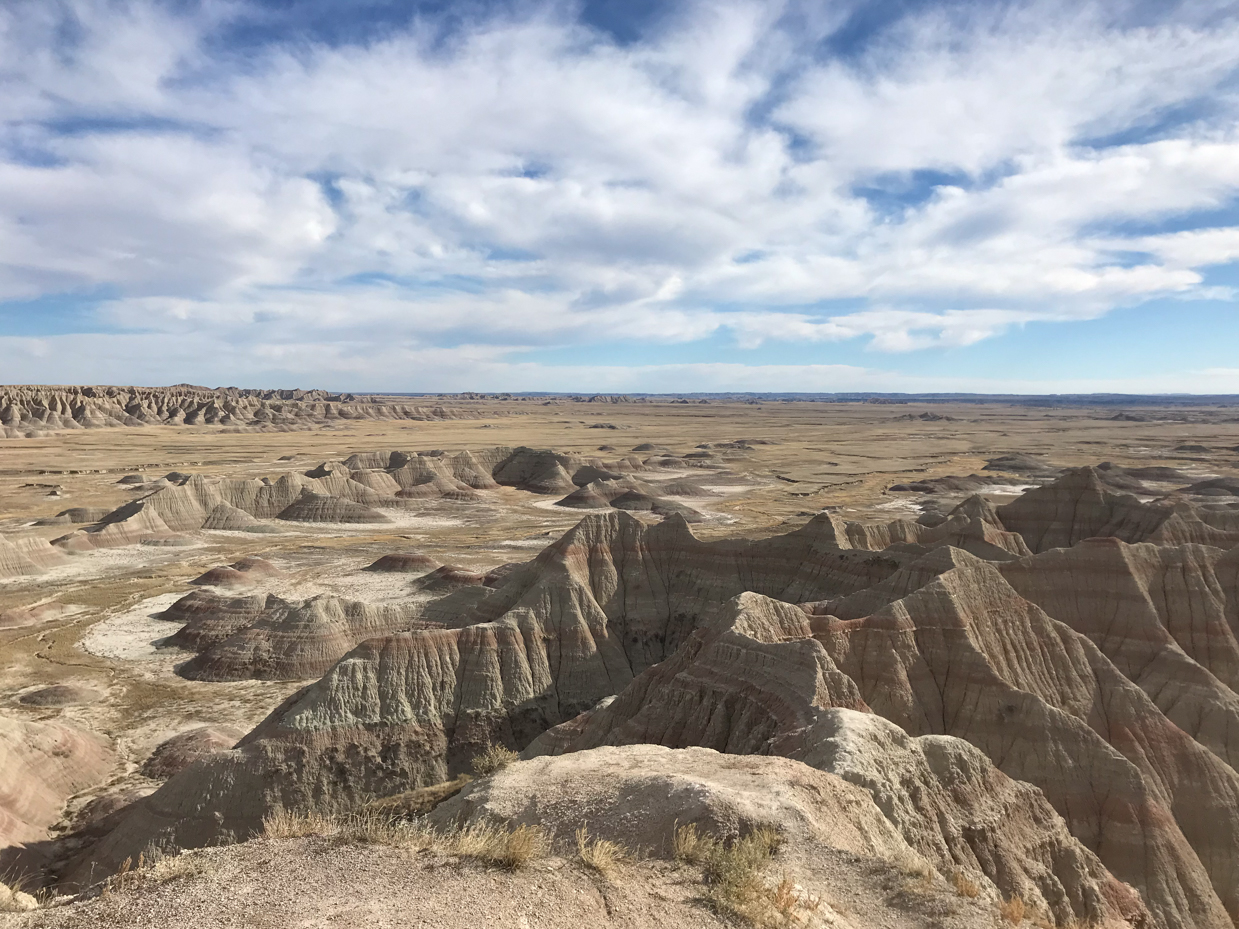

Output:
xmin=3 ymin=389 xmax=1239 ymax=927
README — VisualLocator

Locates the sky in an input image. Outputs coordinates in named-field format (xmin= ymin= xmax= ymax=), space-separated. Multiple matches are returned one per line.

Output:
xmin=3 ymin=0 xmax=1239 ymax=394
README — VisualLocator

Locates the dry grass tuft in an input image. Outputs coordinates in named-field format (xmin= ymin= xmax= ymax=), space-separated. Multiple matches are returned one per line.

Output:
xmin=999 ymin=895 xmax=1027 ymax=924
xmin=892 ymin=849 xmax=936 ymax=894
xmin=263 ymin=809 xmax=339 ymax=839
xmin=471 ymin=744 xmax=520 ymax=776
xmin=451 ymin=822 xmax=546 ymax=870
xmin=146 ymin=850 xmax=211 ymax=885
xmin=575 ymin=826 xmax=630 ymax=878
xmin=672 ymin=824 xmax=814 ymax=927
xmin=264 ymin=806 xmax=545 ymax=870
xmin=366 ymin=774 xmax=473 ymax=818
xmin=950 ymin=870 xmax=981 ymax=898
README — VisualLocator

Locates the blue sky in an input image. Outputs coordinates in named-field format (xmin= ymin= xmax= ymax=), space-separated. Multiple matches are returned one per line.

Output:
xmin=2 ymin=0 xmax=1239 ymax=393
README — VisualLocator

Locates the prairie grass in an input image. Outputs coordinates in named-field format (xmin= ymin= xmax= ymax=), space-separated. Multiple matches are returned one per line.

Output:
xmin=471 ymin=744 xmax=520 ymax=776
xmin=999 ymin=894 xmax=1027 ymax=924
xmin=366 ymin=774 xmax=473 ymax=817
xmin=575 ymin=826 xmax=630 ymax=878
xmin=950 ymin=870 xmax=981 ymax=898
xmin=262 ymin=809 xmax=339 ymax=839
xmin=671 ymin=824 xmax=815 ymax=927
xmin=262 ymin=808 xmax=545 ymax=871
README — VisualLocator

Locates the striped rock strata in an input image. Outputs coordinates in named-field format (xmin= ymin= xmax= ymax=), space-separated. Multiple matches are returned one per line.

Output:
xmin=530 ymin=568 xmax=1239 ymax=929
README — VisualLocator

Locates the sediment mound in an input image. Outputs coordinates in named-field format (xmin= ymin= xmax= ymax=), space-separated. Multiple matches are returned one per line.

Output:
xmin=16 ymin=684 xmax=104 ymax=708
xmin=175 ymin=594 xmax=420 ymax=681
xmin=0 ymin=535 xmax=69 ymax=578
xmin=276 ymin=491 xmax=390 ymax=524
xmin=141 ymin=727 xmax=243 ymax=779
xmin=52 ymin=445 xmax=714 ymax=550
xmin=200 ymin=502 xmax=277 ymax=532
xmin=365 ymin=553 xmax=441 ymax=573
xmin=161 ymin=591 xmax=272 ymax=651
xmin=408 ymin=565 xmax=487 ymax=593
xmin=189 ymin=557 xmax=282 ymax=588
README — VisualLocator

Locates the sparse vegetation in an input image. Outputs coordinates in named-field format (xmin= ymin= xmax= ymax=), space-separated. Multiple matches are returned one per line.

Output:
xmin=672 ymin=823 xmax=816 ymax=927
xmin=263 ymin=809 xmax=339 ymax=839
xmin=575 ymin=826 xmax=630 ymax=878
xmin=999 ymin=894 xmax=1027 ymax=924
xmin=366 ymin=774 xmax=473 ymax=817
xmin=260 ymin=809 xmax=545 ymax=871
xmin=892 ymin=849 xmax=936 ymax=894
xmin=950 ymin=869 xmax=981 ymax=898
xmin=471 ymin=743 xmax=520 ymax=776
xmin=453 ymin=822 xmax=546 ymax=869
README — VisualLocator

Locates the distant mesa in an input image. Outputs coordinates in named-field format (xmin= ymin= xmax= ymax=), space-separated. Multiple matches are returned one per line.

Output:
xmin=0 ymin=384 xmax=487 ymax=438
xmin=892 ymin=411 xmax=957 ymax=421
xmin=115 ymin=474 xmax=147 ymax=485
xmin=1174 ymin=443 xmax=1212 ymax=454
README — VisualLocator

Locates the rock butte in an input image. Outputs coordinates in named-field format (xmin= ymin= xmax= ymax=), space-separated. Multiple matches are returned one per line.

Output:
xmin=0 ymin=385 xmax=485 ymax=438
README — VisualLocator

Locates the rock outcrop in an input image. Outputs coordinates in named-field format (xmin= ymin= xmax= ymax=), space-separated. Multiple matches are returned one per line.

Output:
xmin=998 ymin=467 xmax=1239 ymax=551
xmin=140 ymin=727 xmax=243 ymax=780
xmin=531 ymin=575 xmax=1239 ymax=929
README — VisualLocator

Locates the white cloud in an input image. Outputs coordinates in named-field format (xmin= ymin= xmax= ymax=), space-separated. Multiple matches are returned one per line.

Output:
xmin=0 ymin=0 xmax=1238 ymax=388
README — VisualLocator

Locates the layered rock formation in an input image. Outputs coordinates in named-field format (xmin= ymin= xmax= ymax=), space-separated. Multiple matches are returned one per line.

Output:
xmin=140 ymin=727 xmax=243 ymax=780
xmin=998 ymin=467 xmax=1239 ymax=551
xmin=163 ymin=592 xmax=421 ymax=682
xmin=0 ymin=535 xmax=68 ymax=578
xmin=0 ymin=385 xmax=482 ymax=437
xmin=52 ymin=467 xmax=1239 ymax=928
xmin=0 ymin=716 xmax=114 ymax=849
xmin=531 ymin=576 xmax=1239 ymax=929
xmin=435 ymin=737 xmax=1146 ymax=928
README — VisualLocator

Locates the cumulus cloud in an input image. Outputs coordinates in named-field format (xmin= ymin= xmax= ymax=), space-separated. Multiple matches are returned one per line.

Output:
xmin=1 ymin=0 xmax=1238 ymax=388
